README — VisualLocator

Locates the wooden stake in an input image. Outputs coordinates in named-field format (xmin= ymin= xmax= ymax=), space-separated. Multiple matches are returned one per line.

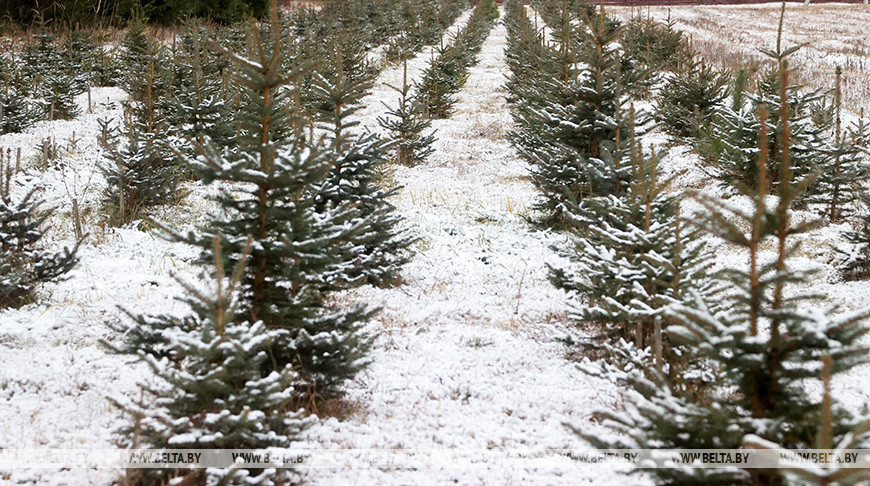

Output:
xmin=117 ymin=161 xmax=126 ymax=224
xmin=72 ymin=198 xmax=83 ymax=240
xmin=831 ymin=66 xmax=842 ymax=223
xmin=0 ymin=149 xmax=5 ymax=197
xmin=4 ymin=160 xmax=10 ymax=198
xmin=819 ymin=354 xmax=833 ymax=450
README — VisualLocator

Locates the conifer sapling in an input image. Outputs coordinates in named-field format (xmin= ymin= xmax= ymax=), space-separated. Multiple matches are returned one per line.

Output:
xmin=108 ymin=238 xmax=311 ymax=486
xmin=378 ymin=59 xmax=436 ymax=167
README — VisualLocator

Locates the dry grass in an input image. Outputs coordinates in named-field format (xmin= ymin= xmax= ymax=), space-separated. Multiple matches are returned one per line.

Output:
xmin=466 ymin=119 xmax=509 ymax=141
xmin=309 ymin=396 xmax=362 ymax=420
xmin=613 ymin=3 xmax=870 ymax=112
xmin=278 ymin=0 xmax=324 ymax=11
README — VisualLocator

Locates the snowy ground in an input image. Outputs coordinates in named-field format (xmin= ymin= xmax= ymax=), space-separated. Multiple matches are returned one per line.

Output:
xmin=0 ymin=88 xmax=211 ymax=485
xmin=299 ymin=14 xmax=638 ymax=486
xmin=2 ymin=3 xmax=870 ymax=486
xmin=611 ymin=2 xmax=870 ymax=109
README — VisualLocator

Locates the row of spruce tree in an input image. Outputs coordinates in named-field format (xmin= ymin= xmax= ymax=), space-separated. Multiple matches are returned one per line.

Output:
xmin=507 ymin=0 xmax=870 ymax=484
xmin=416 ymin=0 xmax=500 ymax=119
xmin=0 ymin=0 xmax=466 ymax=309
xmin=0 ymin=0 xmax=472 ymax=34
xmin=103 ymin=3 xmax=480 ymax=483
xmin=0 ymin=1 xmax=476 ymax=484
xmin=378 ymin=0 xmax=499 ymax=167
xmin=0 ymin=0 xmax=466 ymax=135
xmin=0 ymin=27 xmax=96 ymax=307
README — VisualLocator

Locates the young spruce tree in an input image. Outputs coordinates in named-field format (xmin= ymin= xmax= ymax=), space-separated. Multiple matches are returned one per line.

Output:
xmin=21 ymin=34 xmax=81 ymax=121
xmin=166 ymin=10 xmax=375 ymax=401
xmin=378 ymin=59 xmax=436 ymax=167
xmin=310 ymin=39 xmax=413 ymax=287
xmin=703 ymin=10 xmax=830 ymax=200
xmin=510 ymin=2 xmax=642 ymax=224
xmin=656 ymin=56 xmax=730 ymax=140
xmin=165 ymin=23 xmax=234 ymax=155
xmin=804 ymin=67 xmax=869 ymax=223
xmin=109 ymin=239 xmax=311 ymax=486
xmin=552 ymin=111 xmax=714 ymax=370
xmin=0 ymin=184 xmax=81 ymax=309
xmin=98 ymin=117 xmax=179 ymax=226
xmin=744 ymin=355 xmax=870 ymax=486
xmin=417 ymin=0 xmax=496 ymax=119
xmin=0 ymin=89 xmax=42 ymax=134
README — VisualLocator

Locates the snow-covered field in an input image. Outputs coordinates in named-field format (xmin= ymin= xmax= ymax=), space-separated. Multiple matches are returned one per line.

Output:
xmin=2 ymin=3 xmax=870 ymax=485
xmin=612 ymin=2 xmax=870 ymax=109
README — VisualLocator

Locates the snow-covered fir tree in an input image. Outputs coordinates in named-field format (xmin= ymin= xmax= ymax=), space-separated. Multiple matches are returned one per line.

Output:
xmin=551 ymin=121 xmax=715 ymax=369
xmin=98 ymin=117 xmax=179 ymax=226
xmin=850 ymin=109 xmax=870 ymax=150
xmin=382 ymin=1 xmax=424 ymax=63
xmin=0 ymin=89 xmax=42 ymax=134
xmin=839 ymin=198 xmax=870 ymax=281
xmin=119 ymin=19 xmax=154 ymax=104
xmin=743 ymin=355 xmax=870 ymax=486
xmin=128 ymin=40 xmax=170 ymax=137
xmin=109 ymin=239 xmax=311 ymax=486
xmin=42 ymin=69 xmax=81 ymax=121
xmin=295 ymin=18 xmax=378 ymax=125
xmin=0 ymin=186 xmax=81 ymax=309
xmin=77 ymin=29 xmax=123 ymax=87
xmin=620 ymin=13 xmax=687 ymax=72
xmin=21 ymin=34 xmax=81 ymax=120
xmin=378 ymin=59 xmax=436 ymax=167
xmin=533 ymin=0 xmax=585 ymax=58
xmin=20 ymin=33 xmax=62 ymax=95
xmin=504 ymin=0 xmax=561 ymax=107
xmin=417 ymin=0 xmax=497 ymax=119
xmin=165 ymin=23 xmax=234 ymax=156
xmin=116 ymin=29 xmax=176 ymax=186
xmin=804 ymin=67 xmax=869 ymax=223
xmin=60 ymin=30 xmax=97 ymax=94
xmin=656 ymin=56 xmax=730 ymax=140
xmin=573 ymin=344 xmax=746 ymax=486
xmin=838 ymin=111 xmax=870 ymax=280
xmin=382 ymin=0 xmax=467 ymax=63
xmin=311 ymin=43 xmax=414 ymax=287
xmin=417 ymin=41 xmax=464 ymax=119
xmin=165 ymin=12 xmax=375 ymax=401
xmin=510 ymin=2 xmax=643 ymax=225
xmin=702 ymin=43 xmax=831 ymax=199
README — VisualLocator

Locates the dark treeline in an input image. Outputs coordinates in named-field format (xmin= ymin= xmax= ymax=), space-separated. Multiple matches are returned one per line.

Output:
xmin=1 ymin=0 xmax=268 ymax=27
